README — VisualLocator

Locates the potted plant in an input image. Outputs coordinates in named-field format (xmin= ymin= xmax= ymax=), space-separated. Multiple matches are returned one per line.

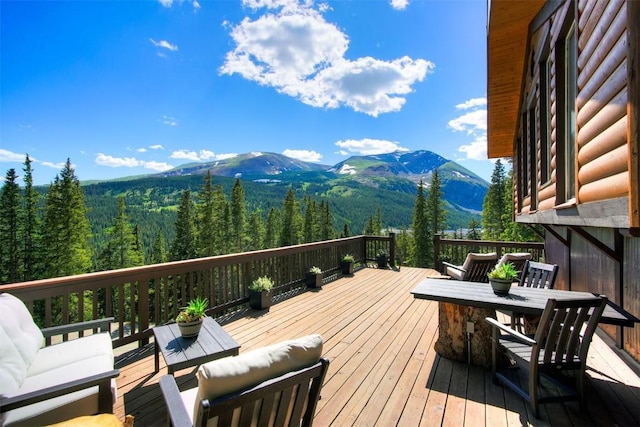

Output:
xmin=487 ymin=262 xmax=518 ymax=295
xmin=376 ymin=251 xmax=388 ymax=269
xmin=249 ymin=276 xmax=273 ymax=310
xmin=306 ymin=266 xmax=323 ymax=288
xmin=176 ymin=296 xmax=208 ymax=338
xmin=341 ymin=254 xmax=355 ymax=275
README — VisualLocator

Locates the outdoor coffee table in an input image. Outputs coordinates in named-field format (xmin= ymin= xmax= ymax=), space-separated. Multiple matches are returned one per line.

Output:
xmin=153 ymin=317 xmax=240 ymax=374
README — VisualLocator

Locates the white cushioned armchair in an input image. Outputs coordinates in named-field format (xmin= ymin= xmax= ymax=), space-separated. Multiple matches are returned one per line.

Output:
xmin=0 ymin=293 xmax=119 ymax=426
xmin=160 ymin=334 xmax=329 ymax=427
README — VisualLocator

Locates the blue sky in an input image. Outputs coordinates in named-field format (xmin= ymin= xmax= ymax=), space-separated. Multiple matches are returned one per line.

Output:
xmin=1 ymin=0 xmax=491 ymax=186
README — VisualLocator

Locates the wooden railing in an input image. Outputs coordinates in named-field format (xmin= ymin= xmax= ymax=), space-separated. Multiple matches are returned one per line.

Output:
xmin=0 ymin=235 xmax=394 ymax=349
xmin=433 ymin=234 xmax=545 ymax=273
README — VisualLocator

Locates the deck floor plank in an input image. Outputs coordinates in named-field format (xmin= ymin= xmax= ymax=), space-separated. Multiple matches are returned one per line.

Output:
xmin=111 ymin=267 xmax=640 ymax=426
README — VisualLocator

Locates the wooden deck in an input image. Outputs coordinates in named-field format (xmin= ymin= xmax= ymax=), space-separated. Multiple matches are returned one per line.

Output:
xmin=113 ymin=267 xmax=640 ymax=426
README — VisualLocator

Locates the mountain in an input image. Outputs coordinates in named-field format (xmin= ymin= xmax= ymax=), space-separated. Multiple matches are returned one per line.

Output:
xmin=161 ymin=151 xmax=328 ymax=179
xmin=77 ymin=150 xmax=487 ymax=252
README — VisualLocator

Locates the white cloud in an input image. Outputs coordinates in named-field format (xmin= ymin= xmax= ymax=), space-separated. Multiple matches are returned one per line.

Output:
xmin=0 ymin=149 xmax=27 ymax=163
xmin=448 ymin=108 xmax=486 ymax=134
xmin=96 ymin=153 xmax=143 ymax=168
xmin=390 ymin=0 xmax=409 ymax=10
xmin=161 ymin=116 xmax=178 ymax=126
xmin=220 ymin=3 xmax=432 ymax=116
xmin=150 ymin=144 xmax=164 ymax=150
xmin=335 ymin=138 xmax=408 ymax=156
xmin=457 ymin=135 xmax=488 ymax=161
xmin=144 ymin=161 xmax=174 ymax=172
xmin=158 ymin=0 xmax=173 ymax=7
xmin=170 ymin=149 xmax=236 ymax=162
xmin=282 ymin=149 xmax=323 ymax=162
xmin=95 ymin=153 xmax=174 ymax=172
xmin=137 ymin=148 xmax=147 ymax=153
xmin=150 ymin=39 xmax=178 ymax=51
xmin=41 ymin=161 xmax=67 ymax=170
xmin=192 ymin=1 xmax=201 ymax=12
xmin=449 ymin=97 xmax=489 ymax=161
xmin=455 ymin=97 xmax=487 ymax=110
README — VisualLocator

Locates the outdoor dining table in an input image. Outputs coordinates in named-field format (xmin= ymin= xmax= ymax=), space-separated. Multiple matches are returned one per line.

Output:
xmin=411 ymin=278 xmax=639 ymax=367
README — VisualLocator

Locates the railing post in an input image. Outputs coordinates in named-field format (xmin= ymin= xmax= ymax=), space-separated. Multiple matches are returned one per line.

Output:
xmin=389 ymin=232 xmax=396 ymax=267
xmin=434 ymin=234 xmax=441 ymax=272
xmin=138 ymin=279 xmax=150 ymax=347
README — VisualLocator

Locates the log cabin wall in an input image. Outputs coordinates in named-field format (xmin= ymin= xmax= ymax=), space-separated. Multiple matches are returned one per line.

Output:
xmin=514 ymin=0 xmax=630 ymax=216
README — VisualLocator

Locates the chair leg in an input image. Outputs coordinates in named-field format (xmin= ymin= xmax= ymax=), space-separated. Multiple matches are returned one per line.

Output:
xmin=529 ymin=364 xmax=539 ymax=419
xmin=491 ymin=326 xmax=499 ymax=384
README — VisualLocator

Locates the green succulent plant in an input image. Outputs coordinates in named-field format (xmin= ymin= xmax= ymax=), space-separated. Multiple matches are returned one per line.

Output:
xmin=309 ymin=266 xmax=322 ymax=274
xmin=176 ymin=296 xmax=208 ymax=323
xmin=488 ymin=262 xmax=519 ymax=281
xmin=342 ymin=254 xmax=354 ymax=263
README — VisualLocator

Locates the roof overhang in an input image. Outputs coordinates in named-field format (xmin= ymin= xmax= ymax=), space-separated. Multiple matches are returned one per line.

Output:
xmin=487 ymin=0 xmax=545 ymax=158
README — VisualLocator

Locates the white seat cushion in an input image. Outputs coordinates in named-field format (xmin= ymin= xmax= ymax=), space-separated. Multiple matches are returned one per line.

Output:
xmin=2 ymin=354 xmax=116 ymax=426
xmin=0 ymin=325 xmax=27 ymax=396
xmin=27 ymin=333 xmax=114 ymax=377
xmin=189 ymin=334 xmax=323 ymax=424
xmin=0 ymin=294 xmax=44 ymax=368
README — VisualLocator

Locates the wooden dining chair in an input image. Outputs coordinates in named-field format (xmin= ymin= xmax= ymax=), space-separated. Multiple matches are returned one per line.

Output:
xmin=510 ymin=260 xmax=559 ymax=331
xmin=486 ymin=296 xmax=607 ymax=418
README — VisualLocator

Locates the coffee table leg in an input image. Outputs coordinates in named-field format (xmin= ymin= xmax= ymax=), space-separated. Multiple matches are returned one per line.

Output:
xmin=154 ymin=339 xmax=159 ymax=373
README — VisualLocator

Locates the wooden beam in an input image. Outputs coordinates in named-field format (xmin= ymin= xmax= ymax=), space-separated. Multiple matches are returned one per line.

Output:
xmin=568 ymin=226 xmax=622 ymax=263
xmin=628 ymin=0 xmax=640 ymax=229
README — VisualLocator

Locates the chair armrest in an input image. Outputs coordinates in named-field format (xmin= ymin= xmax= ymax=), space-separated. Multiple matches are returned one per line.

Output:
xmin=41 ymin=317 xmax=114 ymax=338
xmin=160 ymin=375 xmax=193 ymax=427
xmin=0 ymin=369 xmax=119 ymax=413
xmin=485 ymin=317 xmax=536 ymax=346
xmin=441 ymin=262 xmax=466 ymax=273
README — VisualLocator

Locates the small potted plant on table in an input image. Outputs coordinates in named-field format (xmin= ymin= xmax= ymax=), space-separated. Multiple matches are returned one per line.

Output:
xmin=487 ymin=262 xmax=518 ymax=295
xmin=176 ymin=296 xmax=208 ymax=338
xmin=341 ymin=254 xmax=355 ymax=275
xmin=249 ymin=276 xmax=273 ymax=310
xmin=306 ymin=266 xmax=323 ymax=288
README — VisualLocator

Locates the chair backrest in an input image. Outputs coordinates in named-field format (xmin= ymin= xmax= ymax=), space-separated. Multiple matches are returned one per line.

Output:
xmin=518 ymin=260 xmax=558 ymax=289
xmin=533 ymin=297 xmax=607 ymax=367
xmin=199 ymin=358 xmax=329 ymax=427
xmin=497 ymin=252 xmax=532 ymax=277
xmin=461 ymin=253 xmax=498 ymax=282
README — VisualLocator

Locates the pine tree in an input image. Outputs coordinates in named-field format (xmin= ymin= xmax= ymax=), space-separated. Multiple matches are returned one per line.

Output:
xmin=373 ymin=206 xmax=382 ymax=235
xmin=21 ymin=155 xmax=41 ymax=281
xmin=230 ymin=179 xmax=247 ymax=252
xmin=150 ymin=233 xmax=166 ymax=264
xmin=482 ymin=159 xmax=506 ymax=240
xmin=318 ymin=200 xmax=334 ymax=241
xmin=247 ymin=209 xmax=265 ymax=250
xmin=341 ymin=222 xmax=350 ymax=238
xmin=466 ymin=218 xmax=482 ymax=240
xmin=212 ymin=185 xmax=230 ymax=255
xmin=170 ymin=190 xmax=197 ymax=261
xmin=303 ymin=197 xmax=317 ymax=243
xmin=500 ymin=169 xmax=543 ymax=242
xmin=97 ymin=197 xmax=143 ymax=270
xmin=40 ymin=160 xmax=93 ymax=277
xmin=363 ymin=216 xmax=374 ymax=235
xmin=0 ymin=169 xmax=21 ymax=283
xmin=411 ymin=180 xmax=429 ymax=268
xmin=280 ymin=187 xmax=301 ymax=247
xmin=196 ymin=172 xmax=216 ymax=257
xmin=425 ymin=169 xmax=446 ymax=264
xmin=264 ymin=207 xmax=281 ymax=248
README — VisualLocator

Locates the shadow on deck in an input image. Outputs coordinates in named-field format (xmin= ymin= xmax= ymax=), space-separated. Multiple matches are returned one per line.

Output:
xmin=113 ymin=267 xmax=640 ymax=426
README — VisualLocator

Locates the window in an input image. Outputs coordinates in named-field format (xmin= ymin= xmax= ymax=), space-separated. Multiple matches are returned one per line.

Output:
xmin=556 ymin=7 xmax=577 ymax=204
xmin=528 ymin=107 xmax=537 ymax=209
xmin=539 ymin=55 xmax=551 ymax=184
xmin=521 ymin=113 xmax=529 ymax=198
xmin=564 ymin=23 xmax=576 ymax=201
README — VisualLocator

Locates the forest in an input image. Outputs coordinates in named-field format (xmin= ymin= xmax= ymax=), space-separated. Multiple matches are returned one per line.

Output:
xmin=0 ymin=156 xmax=534 ymax=285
